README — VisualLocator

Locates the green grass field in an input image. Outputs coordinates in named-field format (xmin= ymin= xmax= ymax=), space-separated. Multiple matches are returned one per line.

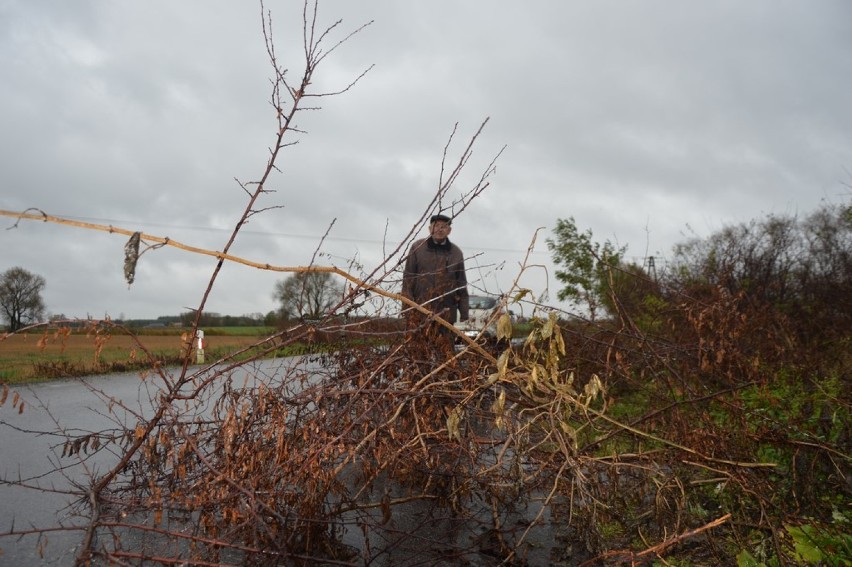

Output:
xmin=0 ymin=328 xmax=278 ymax=384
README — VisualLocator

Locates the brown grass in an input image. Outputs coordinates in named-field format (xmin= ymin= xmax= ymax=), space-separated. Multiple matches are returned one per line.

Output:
xmin=0 ymin=332 xmax=265 ymax=383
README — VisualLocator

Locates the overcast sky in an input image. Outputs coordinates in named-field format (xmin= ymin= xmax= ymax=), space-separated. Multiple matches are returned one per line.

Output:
xmin=2 ymin=1 xmax=850 ymax=321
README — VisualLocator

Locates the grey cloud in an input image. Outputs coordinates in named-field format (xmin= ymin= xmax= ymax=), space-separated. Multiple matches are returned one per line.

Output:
xmin=2 ymin=0 xmax=849 ymax=319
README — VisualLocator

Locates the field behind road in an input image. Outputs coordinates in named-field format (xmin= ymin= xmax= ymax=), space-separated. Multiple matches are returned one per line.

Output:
xmin=0 ymin=328 xmax=274 ymax=384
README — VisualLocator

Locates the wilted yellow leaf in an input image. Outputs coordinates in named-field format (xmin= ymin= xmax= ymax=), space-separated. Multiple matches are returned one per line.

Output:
xmin=497 ymin=313 xmax=513 ymax=340
xmin=555 ymin=326 xmax=566 ymax=355
xmin=446 ymin=405 xmax=464 ymax=442
xmin=491 ymin=388 xmax=507 ymax=431
xmin=541 ymin=316 xmax=554 ymax=339
xmin=583 ymin=374 xmax=604 ymax=407
xmin=488 ymin=350 xmax=510 ymax=384
xmin=559 ymin=421 xmax=578 ymax=451
xmin=512 ymin=289 xmax=531 ymax=303
xmin=496 ymin=349 xmax=509 ymax=376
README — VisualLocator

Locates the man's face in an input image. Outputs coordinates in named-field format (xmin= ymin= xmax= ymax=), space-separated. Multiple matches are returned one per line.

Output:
xmin=430 ymin=220 xmax=452 ymax=240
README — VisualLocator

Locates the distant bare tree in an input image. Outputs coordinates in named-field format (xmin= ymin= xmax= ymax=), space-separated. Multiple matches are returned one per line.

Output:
xmin=274 ymin=271 xmax=343 ymax=320
xmin=0 ymin=266 xmax=46 ymax=331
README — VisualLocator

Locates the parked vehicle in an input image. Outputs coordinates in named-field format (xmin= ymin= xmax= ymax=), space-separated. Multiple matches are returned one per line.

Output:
xmin=454 ymin=294 xmax=504 ymax=343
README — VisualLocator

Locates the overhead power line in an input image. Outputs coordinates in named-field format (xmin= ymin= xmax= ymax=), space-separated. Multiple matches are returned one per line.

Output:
xmin=55 ymin=213 xmax=551 ymax=256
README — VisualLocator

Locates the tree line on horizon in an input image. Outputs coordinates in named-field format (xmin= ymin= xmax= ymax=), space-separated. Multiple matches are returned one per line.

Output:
xmin=3 ymin=197 xmax=850 ymax=337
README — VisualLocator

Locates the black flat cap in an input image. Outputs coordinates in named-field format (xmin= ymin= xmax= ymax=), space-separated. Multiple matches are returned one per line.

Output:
xmin=430 ymin=213 xmax=452 ymax=224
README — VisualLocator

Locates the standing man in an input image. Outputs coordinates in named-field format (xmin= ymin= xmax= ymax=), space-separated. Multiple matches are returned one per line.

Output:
xmin=402 ymin=213 xmax=470 ymax=348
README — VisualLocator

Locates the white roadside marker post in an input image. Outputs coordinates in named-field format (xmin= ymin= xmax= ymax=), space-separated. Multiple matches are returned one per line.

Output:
xmin=196 ymin=329 xmax=205 ymax=364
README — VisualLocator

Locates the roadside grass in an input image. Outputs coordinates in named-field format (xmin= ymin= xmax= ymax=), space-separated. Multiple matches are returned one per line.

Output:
xmin=0 ymin=329 xmax=286 ymax=384
xmin=0 ymin=320 xmax=474 ymax=384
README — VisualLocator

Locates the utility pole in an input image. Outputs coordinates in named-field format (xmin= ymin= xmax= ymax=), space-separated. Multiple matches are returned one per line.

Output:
xmin=645 ymin=256 xmax=658 ymax=282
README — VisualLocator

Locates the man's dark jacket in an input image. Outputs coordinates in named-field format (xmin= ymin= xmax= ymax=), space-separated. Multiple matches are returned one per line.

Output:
xmin=402 ymin=237 xmax=470 ymax=323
